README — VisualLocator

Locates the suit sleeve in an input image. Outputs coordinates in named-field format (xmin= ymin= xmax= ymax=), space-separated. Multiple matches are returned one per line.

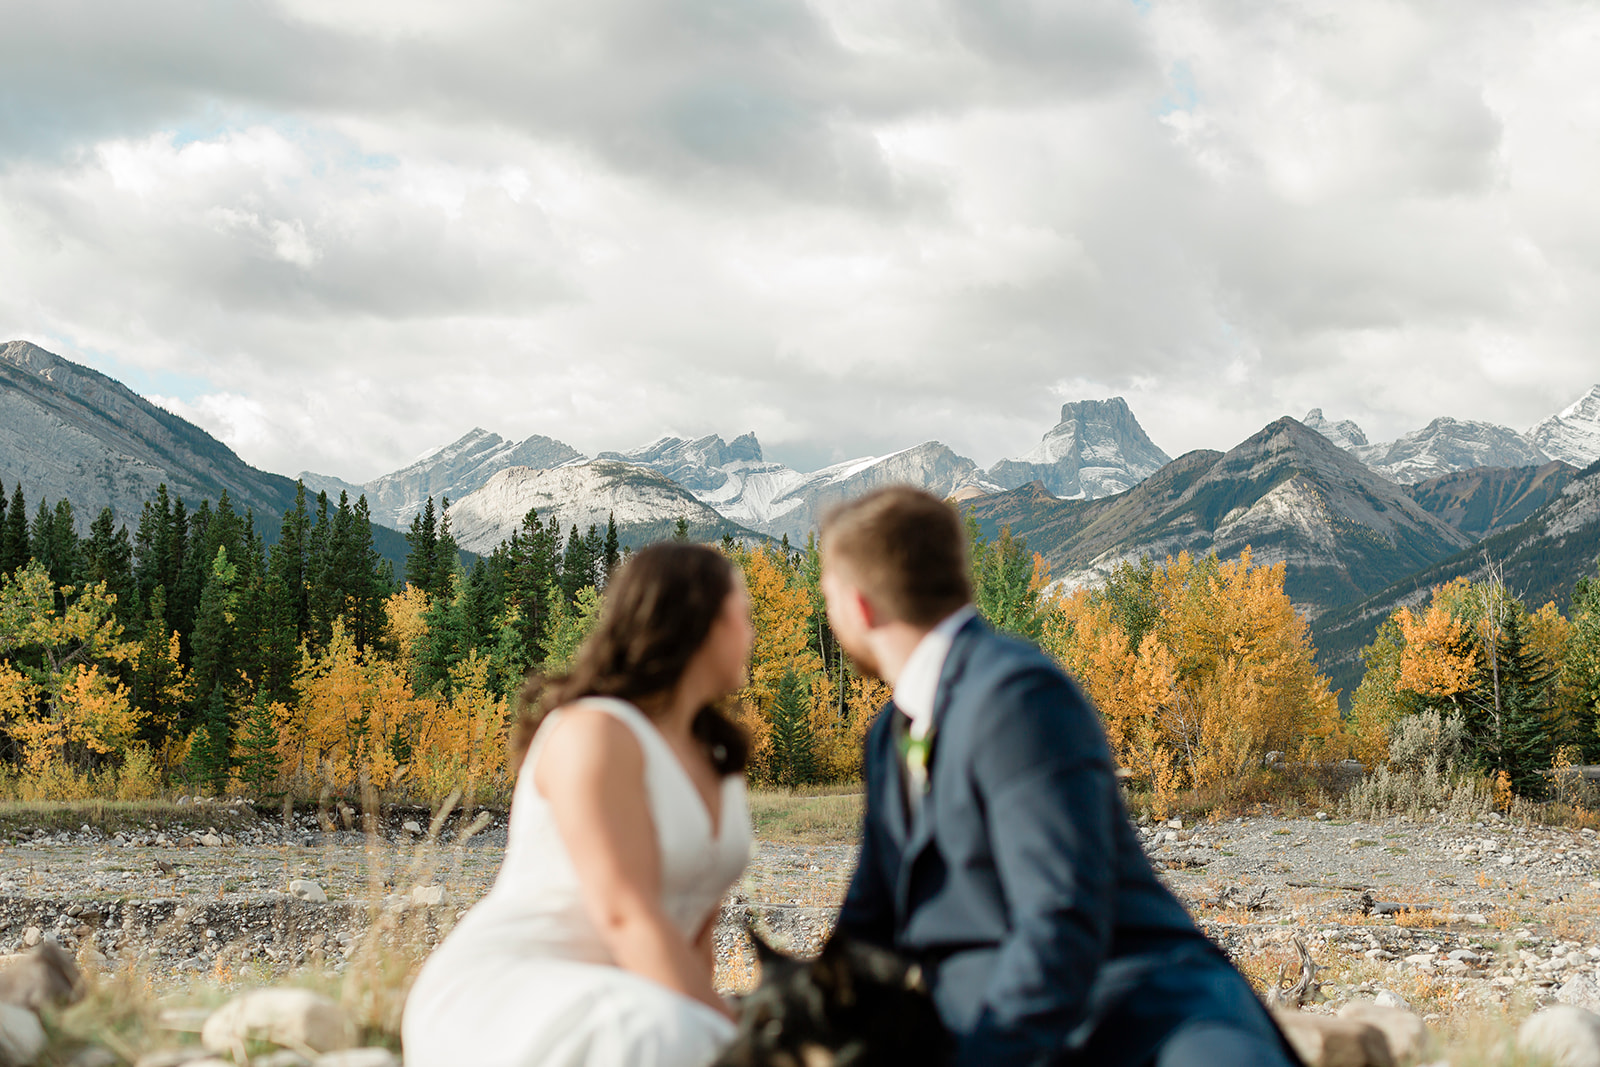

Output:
xmin=958 ymin=669 xmax=1119 ymax=1066
xmin=836 ymin=706 xmax=897 ymax=950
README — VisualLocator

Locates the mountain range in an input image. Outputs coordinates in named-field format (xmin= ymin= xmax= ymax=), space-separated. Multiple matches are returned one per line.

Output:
xmin=4 ymin=338 xmax=1599 ymax=688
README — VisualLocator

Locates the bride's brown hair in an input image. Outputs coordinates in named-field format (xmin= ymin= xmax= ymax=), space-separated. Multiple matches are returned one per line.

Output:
xmin=508 ymin=542 xmax=750 ymax=776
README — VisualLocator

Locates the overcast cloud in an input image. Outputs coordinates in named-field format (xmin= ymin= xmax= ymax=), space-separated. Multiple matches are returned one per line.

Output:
xmin=2 ymin=0 xmax=1597 ymax=480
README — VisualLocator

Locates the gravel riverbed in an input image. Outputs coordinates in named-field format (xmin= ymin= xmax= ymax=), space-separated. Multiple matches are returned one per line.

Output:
xmin=6 ymin=805 xmax=1600 ymax=1018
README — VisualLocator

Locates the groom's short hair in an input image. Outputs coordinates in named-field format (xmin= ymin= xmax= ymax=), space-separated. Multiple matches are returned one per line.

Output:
xmin=821 ymin=486 xmax=972 ymax=627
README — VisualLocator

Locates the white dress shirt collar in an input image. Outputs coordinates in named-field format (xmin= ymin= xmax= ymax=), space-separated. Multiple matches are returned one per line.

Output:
xmin=893 ymin=605 xmax=978 ymax=741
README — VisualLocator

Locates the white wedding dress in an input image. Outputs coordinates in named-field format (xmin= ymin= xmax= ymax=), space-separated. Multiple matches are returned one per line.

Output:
xmin=402 ymin=698 xmax=752 ymax=1067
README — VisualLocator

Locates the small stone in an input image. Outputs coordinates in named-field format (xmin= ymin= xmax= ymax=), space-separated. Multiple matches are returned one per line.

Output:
xmin=1519 ymin=1005 xmax=1600 ymax=1067
xmin=1373 ymin=990 xmax=1410 ymax=1011
xmin=20 ymin=929 xmax=40 ymax=949
xmin=401 ymin=820 xmax=422 ymax=835
xmin=176 ymin=796 xmax=192 ymax=807
xmin=198 ymin=833 xmax=222 ymax=848
xmin=0 ymin=1002 xmax=47 ymax=1066
xmin=1166 ymin=818 xmax=1183 ymax=830
xmin=201 ymin=989 xmax=354 ymax=1055
xmin=313 ymin=1050 xmax=401 ymax=1067
xmin=288 ymin=879 xmax=328 ymax=904
xmin=1448 ymin=949 xmax=1482 ymax=963
xmin=1315 ymin=811 xmax=1329 ymax=821
xmin=411 ymin=884 xmax=445 ymax=907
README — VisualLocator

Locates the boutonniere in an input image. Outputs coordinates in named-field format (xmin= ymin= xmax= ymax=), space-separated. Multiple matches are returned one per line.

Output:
xmin=898 ymin=733 xmax=933 ymax=792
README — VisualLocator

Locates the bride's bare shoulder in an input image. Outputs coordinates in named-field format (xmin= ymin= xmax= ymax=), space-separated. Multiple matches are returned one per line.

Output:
xmin=534 ymin=702 xmax=646 ymax=783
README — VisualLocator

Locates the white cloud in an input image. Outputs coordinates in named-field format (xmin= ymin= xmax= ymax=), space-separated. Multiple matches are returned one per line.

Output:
xmin=1 ymin=0 xmax=1598 ymax=482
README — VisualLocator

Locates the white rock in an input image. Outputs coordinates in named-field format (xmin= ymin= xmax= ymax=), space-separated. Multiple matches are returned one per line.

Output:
xmin=313 ymin=1050 xmax=401 ymax=1067
xmin=1374 ymin=990 xmax=1411 ymax=1010
xmin=0 ymin=1002 xmax=46 ymax=1065
xmin=1166 ymin=818 xmax=1183 ymax=830
xmin=20 ymin=928 xmax=40 ymax=949
xmin=198 ymin=833 xmax=222 ymax=848
xmin=288 ymin=880 xmax=328 ymax=904
xmin=1520 ymin=1005 xmax=1600 ymax=1067
xmin=411 ymin=884 xmax=445 ymax=907
xmin=1560 ymin=975 xmax=1600 ymax=1014
xmin=201 ymin=989 xmax=354 ymax=1055
xmin=1273 ymin=1009 xmax=1394 ymax=1067
xmin=401 ymin=821 xmax=422 ymax=835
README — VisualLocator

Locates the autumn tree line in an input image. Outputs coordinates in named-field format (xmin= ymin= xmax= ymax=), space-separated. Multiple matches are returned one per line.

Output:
xmin=3 ymin=472 xmax=1599 ymax=808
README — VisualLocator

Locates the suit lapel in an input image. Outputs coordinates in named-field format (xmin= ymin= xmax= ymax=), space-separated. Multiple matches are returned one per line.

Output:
xmin=894 ymin=616 xmax=985 ymax=915
xmin=880 ymin=698 xmax=909 ymax=848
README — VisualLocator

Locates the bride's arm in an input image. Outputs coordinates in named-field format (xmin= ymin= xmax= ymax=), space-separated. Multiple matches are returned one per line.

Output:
xmin=535 ymin=708 xmax=731 ymax=1019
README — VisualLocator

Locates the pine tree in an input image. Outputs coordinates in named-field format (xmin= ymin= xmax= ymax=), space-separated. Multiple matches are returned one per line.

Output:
xmin=405 ymin=497 xmax=440 ymax=597
xmin=235 ymin=688 xmax=281 ymax=795
xmin=255 ymin=575 xmax=301 ymax=706
xmin=269 ymin=483 xmax=313 ymax=638
xmin=83 ymin=507 xmax=136 ymax=628
xmin=560 ymin=525 xmax=592 ymax=606
xmin=603 ymin=513 xmax=620 ymax=582
xmin=973 ymin=525 xmax=1043 ymax=640
xmin=0 ymin=480 xmax=8 ymax=573
xmin=1464 ymin=606 xmax=1555 ymax=796
xmin=499 ymin=508 xmax=561 ymax=672
xmin=191 ymin=547 xmax=240 ymax=704
xmin=766 ymin=665 xmax=817 ymax=788
xmin=188 ymin=683 xmax=233 ymax=795
xmin=434 ymin=498 xmax=461 ymax=594
xmin=1 ymin=483 xmax=29 ymax=577
xmin=672 ymin=516 xmax=691 ymax=543
xmin=32 ymin=497 xmax=82 ymax=588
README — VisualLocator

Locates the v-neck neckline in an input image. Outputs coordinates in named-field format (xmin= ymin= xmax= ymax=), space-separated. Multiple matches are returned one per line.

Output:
xmin=593 ymin=698 xmax=726 ymax=843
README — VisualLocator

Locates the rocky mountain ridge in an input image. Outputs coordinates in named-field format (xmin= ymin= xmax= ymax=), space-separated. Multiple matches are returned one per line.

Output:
xmin=986 ymin=397 xmax=1172 ymax=499
xmin=301 ymin=427 xmax=583 ymax=530
xmin=1530 ymin=385 xmax=1600 ymax=468
xmin=445 ymin=461 xmax=756 ymax=555
xmin=0 ymin=340 xmax=298 ymax=528
xmin=1312 ymin=456 xmax=1600 ymax=703
xmin=963 ymin=417 xmax=1474 ymax=619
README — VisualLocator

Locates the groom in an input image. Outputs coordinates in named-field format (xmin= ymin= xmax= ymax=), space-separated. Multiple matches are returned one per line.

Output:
xmin=819 ymin=487 xmax=1296 ymax=1067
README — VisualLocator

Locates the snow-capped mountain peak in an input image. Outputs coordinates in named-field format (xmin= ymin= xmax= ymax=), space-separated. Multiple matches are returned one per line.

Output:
xmin=1530 ymin=385 xmax=1600 ymax=469
xmin=987 ymin=397 xmax=1171 ymax=500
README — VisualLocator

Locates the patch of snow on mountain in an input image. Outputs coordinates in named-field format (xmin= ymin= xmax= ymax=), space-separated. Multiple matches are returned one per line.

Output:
xmin=1530 ymin=385 xmax=1600 ymax=468
xmin=1302 ymin=409 xmax=1370 ymax=452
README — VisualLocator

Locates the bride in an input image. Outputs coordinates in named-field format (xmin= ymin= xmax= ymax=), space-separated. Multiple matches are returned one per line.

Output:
xmin=403 ymin=543 xmax=755 ymax=1067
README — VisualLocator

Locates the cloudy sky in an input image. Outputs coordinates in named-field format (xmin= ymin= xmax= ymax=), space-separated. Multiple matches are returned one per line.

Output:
xmin=2 ymin=0 xmax=1598 ymax=480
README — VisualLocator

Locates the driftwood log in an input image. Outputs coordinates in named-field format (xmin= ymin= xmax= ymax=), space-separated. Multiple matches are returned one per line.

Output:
xmin=1264 ymin=935 xmax=1321 ymax=1010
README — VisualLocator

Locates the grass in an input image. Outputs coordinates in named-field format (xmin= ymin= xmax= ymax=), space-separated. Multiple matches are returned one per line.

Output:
xmin=747 ymin=785 xmax=864 ymax=845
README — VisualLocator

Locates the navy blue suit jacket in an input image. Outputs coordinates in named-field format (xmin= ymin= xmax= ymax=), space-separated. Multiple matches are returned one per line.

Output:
xmin=838 ymin=618 xmax=1279 ymax=1066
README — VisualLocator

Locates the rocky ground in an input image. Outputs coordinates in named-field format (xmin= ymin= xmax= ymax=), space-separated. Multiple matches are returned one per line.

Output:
xmin=8 ymin=801 xmax=1600 ymax=1062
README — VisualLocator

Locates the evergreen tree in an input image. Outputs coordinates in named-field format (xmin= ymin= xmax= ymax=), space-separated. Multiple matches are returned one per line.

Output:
xmin=133 ymin=485 xmax=181 ymax=610
xmin=582 ymin=523 xmax=604 ymax=590
xmin=603 ymin=513 xmax=621 ymax=581
xmin=498 ymin=508 xmax=561 ymax=677
xmin=560 ymin=524 xmax=593 ymax=606
xmin=191 ymin=547 xmax=240 ymax=703
xmin=255 ymin=575 xmax=301 ymax=706
xmin=672 ymin=516 xmax=691 ymax=543
xmin=0 ymin=480 xmax=8 ymax=575
xmin=434 ymin=498 xmax=461 ymax=594
xmin=405 ymin=497 xmax=440 ymax=597
xmin=83 ymin=507 xmax=137 ymax=628
xmin=766 ymin=665 xmax=817 ymax=788
xmin=1567 ymin=562 xmax=1600 ymax=758
xmin=171 ymin=497 xmax=209 ymax=640
xmin=1464 ymin=607 xmax=1556 ymax=796
xmin=973 ymin=525 xmax=1043 ymax=640
xmin=269 ymin=482 xmax=314 ymax=638
xmin=32 ymin=497 xmax=82 ymax=588
xmin=188 ymin=683 xmax=233 ymax=795
xmin=235 ymin=688 xmax=281 ymax=795
xmin=134 ymin=586 xmax=191 ymax=756
xmin=1 ymin=483 xmax=29 ymax=576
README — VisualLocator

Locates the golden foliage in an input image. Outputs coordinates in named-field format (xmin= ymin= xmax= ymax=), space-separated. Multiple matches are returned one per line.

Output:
xmin=1395 ymin=604 xmax=1478 ymax=698
xmin=406 ymin=651 xmax=511 ymax=804
xmin=281 ymin=619 xmax=428 ymax=792
xmin=1042 ymin=549 xmax=1341 ymax=799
